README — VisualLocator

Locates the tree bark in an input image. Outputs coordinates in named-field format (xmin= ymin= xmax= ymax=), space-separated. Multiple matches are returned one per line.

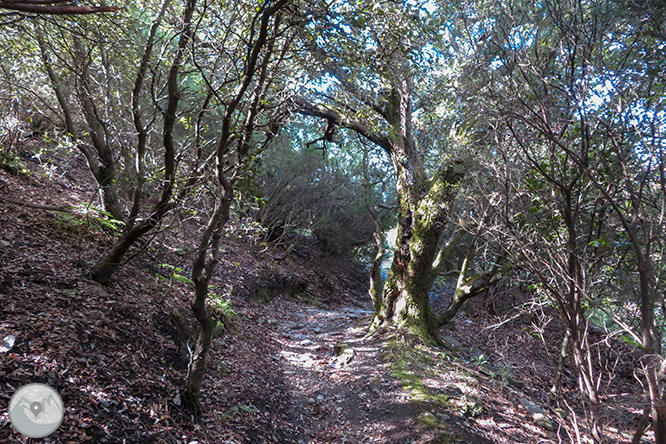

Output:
xmin=436 ymin=260 xmax=497 ymax=326
xmin=35 ymin=27 xmax=78 ymax=139
xmin=362 ymin=143 xmax=386 ymax=312
xmin=71 ymin=36 xmax=126 ymax=221
xmin=0 ymin=1 xmax=117 ymax=15
xmin=550 ymin=328 xmax=570 ymax=400
xmin=182 ymin=194 xmax=230 ymax=419
xmin=369 ymin=230 xmax=385 ymax=312
xmin=294 ymin=90 xmax=466 ymax=343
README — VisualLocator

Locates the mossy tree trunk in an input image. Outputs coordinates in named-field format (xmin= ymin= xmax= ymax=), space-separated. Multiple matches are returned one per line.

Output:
xmin=373 ymin=163 xmax=464 ymax=343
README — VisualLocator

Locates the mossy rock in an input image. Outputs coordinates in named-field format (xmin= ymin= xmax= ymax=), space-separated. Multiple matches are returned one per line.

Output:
xmin=460 ymin=400 xmax=484 ymax=418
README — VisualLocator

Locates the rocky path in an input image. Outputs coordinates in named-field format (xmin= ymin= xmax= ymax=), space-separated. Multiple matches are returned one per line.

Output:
xmin=265 ymin=300 xmax=424 ymax=444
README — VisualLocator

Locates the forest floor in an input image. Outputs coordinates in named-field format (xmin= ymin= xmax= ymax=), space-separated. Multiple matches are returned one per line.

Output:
xmin=0 ymin=144 xmax=652 ymax=443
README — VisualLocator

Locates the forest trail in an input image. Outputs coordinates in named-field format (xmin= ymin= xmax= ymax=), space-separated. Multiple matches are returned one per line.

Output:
xmin=261 ymin=299 xmax=493 ymax=444
xmin=0 ymin=155 xmax=644 ymax=444
xmin=0 ymin=156 xmax=447 ymax=444
xmin=265 ymin=300 xmax=422 ymax=443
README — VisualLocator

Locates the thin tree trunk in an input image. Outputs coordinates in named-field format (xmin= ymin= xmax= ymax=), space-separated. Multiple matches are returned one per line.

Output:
xmin=646 ymin=355 xmax=666 ymax=444
xmin=181 ymin=0 xmax=288 ymax=418
xmin=72 ymin=37 xmax=125 ymax=221
xmin=35 ymin=26 xmax=78 ymax=139
xmin=631 ymin=410 xmax=651 ymax=444
xmin=38 ymin=27 xmax=124 ymax=220
xmin=182 ymin=194 xmax=230 ymax=419
xmin=570 ymin=329 xmax=603 ymax=442
xmin=362 ymin=143 xmax=385 ymax=312
xmin=634 ymin=249 xmax=665 ymax=444
xmin=369 ymin=230 xmax=385 ymax=312
xmin=91 ymin=0 xmax=194 ymax=283
xmin=550 ymin=328 xmax=571 ymax=400
xmin=438 ymin=262 xmax=505 ymax=327
xmin=126 ymin=0 xmax=172 ymax=230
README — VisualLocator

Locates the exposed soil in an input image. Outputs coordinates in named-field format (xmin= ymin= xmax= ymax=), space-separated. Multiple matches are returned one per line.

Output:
xmin=0 ymin=145 xmax=652 ymax=443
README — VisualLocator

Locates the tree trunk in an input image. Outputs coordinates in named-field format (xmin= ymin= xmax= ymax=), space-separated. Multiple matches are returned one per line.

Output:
xmin=91 ymin=203 xmax=172 ymax=283
xmin=362 ymin=143 xmax=385 ymax=313
xmin=550 ymin=328 xmax=571 ymax=400
xmin=72 ymin=37 xmax=126 ymax=221
xmin=182 ymin=195 xmax=230 ymax=419
xmin=372 ymin=163 xmax=464 ymax=343
xmin=37 ymin=31 xmax=122 ymax=220
xmin=91 ymin=0 xmax=193 ymax=283
xmin=632 ymin=244 xmax=665 ymax=443
xmin=644 ymin=352 xmax=666 ymax=444
xmin=436 ymin=256 xmax=496 ymax=326
xmin=293 ymin=75 xmax=467 ymax=345
xmin=35 ymin=26 xmax=79 ymax=139
xmin=569 ymin=324 xmax=603 ymax=442
xmin=369 ymin=230 xmax=385 ymax=313
xmin=559 ymin=192 xmax=604 ymax=441
xmin=181 ymin=0 xmax=287 ymax=418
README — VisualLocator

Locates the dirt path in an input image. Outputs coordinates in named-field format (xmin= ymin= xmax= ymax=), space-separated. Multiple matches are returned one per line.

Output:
xmin=263 ymin=299 xmax=427 ymax=444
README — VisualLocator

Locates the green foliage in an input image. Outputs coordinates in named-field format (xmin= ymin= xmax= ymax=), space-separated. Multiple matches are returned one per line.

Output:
xmin=470 ymin=353 xmax=488 ymax=367
xmin=49 ymin=204 xmax=124 ymax=234
xmin=0 ymin=152 xmax=30 ymax=176
xmin=460 ymin=400 xmax=484 ymax=418
xmin=209 ymin=291 xmax=237 ymax=320
xmin=220 ymin=404 xmax=259 ymax=423
xmin=157 ymin=264 xmax=193 ymax=285
xmin=621 ymin=335 xmax=641 ymax=348
xmin=257 ymin=131 xmax=376 ymax=256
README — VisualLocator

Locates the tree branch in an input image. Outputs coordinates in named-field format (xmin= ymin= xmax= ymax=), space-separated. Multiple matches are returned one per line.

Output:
xmin=290 ymin=96 xmax=393 ymax=155
xmin=0 ymin=1 xmax=118 ymax=14
xmin=0 ymin=194 xmax=73 ymax=212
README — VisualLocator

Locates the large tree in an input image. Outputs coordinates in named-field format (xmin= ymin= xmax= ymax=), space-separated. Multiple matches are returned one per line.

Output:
xmin=292 ymin=0 xmax=499 ymax=343
xmin=180 ymin=0 xmax=291 ymax=417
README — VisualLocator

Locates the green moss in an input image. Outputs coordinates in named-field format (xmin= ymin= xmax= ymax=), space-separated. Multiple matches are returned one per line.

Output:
xmin=251 ymin=288 xmax=274 ymax=304
xmin=416 ymin=413 xmax=458 ymax=443
xmin=385 ymin=335 xmax=450 ymax=408
xmin=220 ymin=404 xmax=259 ymax=423
xmin=416 ymin=411 xmax=440 ymax=427
xmin=292 ymin=289 xmax=325 ymax=308
xmin=432 ymin=432 xmax=458 ymax=444
xmin=460 ymin=400 xmax=484 ymax=417
xmin=0 ymin=153 xmax=30 ymax=176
